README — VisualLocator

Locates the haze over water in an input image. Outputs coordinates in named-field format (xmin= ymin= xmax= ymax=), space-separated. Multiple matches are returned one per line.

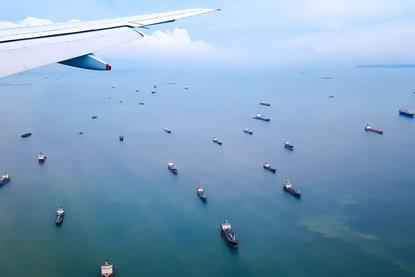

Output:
xmin=0 ymin=66 xmax=414 ymax=276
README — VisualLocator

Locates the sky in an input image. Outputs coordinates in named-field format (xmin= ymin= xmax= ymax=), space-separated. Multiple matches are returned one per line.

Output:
xmin=1 ymin=0 xmax=415 ymax=68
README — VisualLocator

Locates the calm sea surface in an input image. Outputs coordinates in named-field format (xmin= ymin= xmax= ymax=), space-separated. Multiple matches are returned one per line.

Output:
xmin=0 ymin=66 xmax=414 ymax=276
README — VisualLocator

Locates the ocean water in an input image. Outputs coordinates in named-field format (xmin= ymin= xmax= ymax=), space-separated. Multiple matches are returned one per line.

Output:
xmin=0 ymin=66 xmax=414 ymax=276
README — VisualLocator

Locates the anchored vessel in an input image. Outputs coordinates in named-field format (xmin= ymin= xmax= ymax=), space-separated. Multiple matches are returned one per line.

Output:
xmin=213 ymin=137 xmax=223 ymax=145
xmin=220 ymin=220 xmax=238 ymax=248
xmin=38 ymin=153 xmax=47 ymax=163
xmin=399 ymin=108 xmax=414 ymax=118
xmin=164 ymin=127 xmax=172 ymax=134
xmin=253 ymin=113 xmax=270 ymax=122
xmin=284 ymin=141 xmax=294 ymax=151
xmin=243 ymin=128 xmax=253 ymax=135
xmin=55 ymin=207 xmax=65 ymax=224
xmin=168 ymin=162 xmax=178 ymax=174
xmin=196 ymin=186 xmax=207 ymax=201
xmin=21 ymin=132 xmax=32 ymax=138
xmin=283 ymin=180 xmax=301 ymax=198
xmin=0 ymin=173 xmax=10 ymax=185
xmin=365 ymin=124 xmax=383 ymax=134
xmin=101 ymin=261 xmax=114 ymax=277
xmin=263 ymin=162 xmax=276 ymax=173
xmin=259 ymin=102 xmax=271 ymax=107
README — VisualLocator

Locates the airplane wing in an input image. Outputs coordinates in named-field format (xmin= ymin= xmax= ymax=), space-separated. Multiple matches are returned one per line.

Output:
xmin=0 ymin=8 xmax=217 ymax=79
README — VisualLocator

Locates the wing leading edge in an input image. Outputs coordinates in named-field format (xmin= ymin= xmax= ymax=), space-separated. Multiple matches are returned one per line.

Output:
xmin=0 ymin=8 xmax=217 ymax=79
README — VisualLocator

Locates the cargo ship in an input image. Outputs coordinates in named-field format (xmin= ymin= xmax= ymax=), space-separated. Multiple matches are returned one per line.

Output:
xmin=284 ymin=141 xmax=294 ymax=151
xmin=283 ymin=180 xmax=301 ymax=198
xmin=0 ymin=173 xmax=10 ymax=185
xmin=263 ymin=162 xmax=276 ymax=173
xmin=253 ymin=113 xmax=270 ymax=122
xmin=101 ymin=261 xmax=114 ymax=277
xmin=38 ymin=153 xmax=47 ymax=163
xmin=243 ymin=128 xmax=253 ymax=135
xmin=21 ymin=132 xmax=32 ymax=138
xmin=399 ymin=108 xmax=414 ymax=118
xmin=364 ymin=124 xmax=383 ymax=134
xmin=168 ymin=162 xmax=178 ymax=174
xmin=55 ymin=207 xmax=64 ymax=224
xmin=196 ymin=186 xmax=207 ymax=202
xmin=213 ymin=137 xmax=222 ymax=145
xmin=220 ymin=220 xmax=238 ymax=248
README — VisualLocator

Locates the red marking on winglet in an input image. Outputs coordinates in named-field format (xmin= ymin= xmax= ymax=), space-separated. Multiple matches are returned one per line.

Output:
xmin=106 ymin=64 xmax=112 ymax=71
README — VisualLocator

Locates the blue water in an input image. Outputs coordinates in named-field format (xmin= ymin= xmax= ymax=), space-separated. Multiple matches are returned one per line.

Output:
xmin=0 ymin=66 xmax=414 ymax=276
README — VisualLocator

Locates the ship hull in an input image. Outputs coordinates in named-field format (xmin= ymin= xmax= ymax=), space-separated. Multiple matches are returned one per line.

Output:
xmin=399 ymin=111 xmax=414 ymax=118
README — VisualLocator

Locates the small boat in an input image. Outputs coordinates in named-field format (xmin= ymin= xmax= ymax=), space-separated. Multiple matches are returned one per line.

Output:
xmin=101 ymin=261 xmax=114 ymax=277
xmin=21 ymin=132 xmax=32 ymax=138
xmin=399 ymin=108 xmax=414 ymax=118
xmin=0 ymin=173 xmax=10 ymax=185
xmin=259 ymin=102 xmax=271 ymax=107
xmin=184 ymin=86 xmax=190 ymax=90
xmin=139 ymin=102 xmax=145 ymax=105
xmin=253 ymin=113 xmax=270 ymax=122
xmin=119 ymin=135 xmax=124 ymax=142
xmin=164 ymin=127 xmax=172 ymax=134
xmin=79 ymin=131 xmax=84 ymax=135
xmin=196 ymin=186 xmax=207 ymax=201
xmin=153 ymin=85 xmax=157 ymax=89
xmin=263 ymin=162 xmax=276 ymax=173
xmin=91 ymin=115 xmax=98 ymax=119
xmin=365 ymin=124 xmax=383 ymax=134
xmin=329 ymin=95 xmax=335 ymax=99
xmin=38 ymin=153 xmax=47 ymax=163
xmin=135 ymin=89 xmax=140 ymax=92
xmin=284 ymin=141 xmax=294 ymax=151
xmin=283 ymin=180 xmax=301 ymax=198
xmin=119 ymin=100 xmax=123 ymax=103
xmin=151 ymin=90 xmax=157 ymax=94
xmin=322 ymin=76 xmax=333 ymax=80
xmin=220 ymin=220 xmax=238 ymax=248
xmin=213 ymin=137 xmax=222 ymax=145
xmin=243 ymin=128 xmax=253 ymax=135
xmin=55 ymin=207 xmax=65 ymax=224
xmin=168 ymin=162 xmax=178 ymax=174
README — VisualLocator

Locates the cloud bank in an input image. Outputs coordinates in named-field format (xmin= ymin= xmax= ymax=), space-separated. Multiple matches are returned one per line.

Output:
xmin=104 ymin=28 xmax=215 ymax=62
xmin=0 ymin=17 xmax=53 ymax=29
xmin=3 ymin=2 xmax=415 ymax=68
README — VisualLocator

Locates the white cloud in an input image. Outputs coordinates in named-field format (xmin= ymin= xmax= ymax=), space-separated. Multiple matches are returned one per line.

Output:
xmin=0 ymin=16 xmax=53 ymax=29
xmin=104 ymin=28 xmax=216 ymax=62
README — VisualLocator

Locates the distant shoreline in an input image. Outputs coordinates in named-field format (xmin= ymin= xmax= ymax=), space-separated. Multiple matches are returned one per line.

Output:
xmin=356 ymin=64 xmax=415 ymax=69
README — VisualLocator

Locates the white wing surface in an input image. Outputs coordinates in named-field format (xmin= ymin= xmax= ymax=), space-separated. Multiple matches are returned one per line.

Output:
xmin=0 ymin=9 xmax=217 ymax=78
